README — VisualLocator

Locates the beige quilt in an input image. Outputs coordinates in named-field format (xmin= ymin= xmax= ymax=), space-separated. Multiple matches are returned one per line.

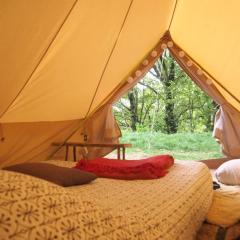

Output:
xmin=0 ymin=160 xmax=212 ymax=240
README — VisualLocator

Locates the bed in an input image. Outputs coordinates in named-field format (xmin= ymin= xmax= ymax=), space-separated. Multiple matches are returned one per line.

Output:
xmin=0 ymin=160 xmax=213 ymax=240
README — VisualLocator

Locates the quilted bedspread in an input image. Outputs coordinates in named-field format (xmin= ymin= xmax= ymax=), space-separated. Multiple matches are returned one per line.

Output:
xmin=0 ymin=160 xmax=212 ymax=240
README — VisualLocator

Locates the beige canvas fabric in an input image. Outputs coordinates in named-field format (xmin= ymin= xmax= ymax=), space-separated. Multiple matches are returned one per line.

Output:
xmin=66 ymin=105 xmax=121 ymax=160
xmin=170 ymin=0 xmax=240 ymax=112
xmin=0 ymin=120 xmax=84 ymax=168
xmin=0 ymin=0 xmax=76 ymax=117
xmin=1 ymin=0 xmax=240 ymax=164
xmin=213 ymin=108 xmax=240 ymax=157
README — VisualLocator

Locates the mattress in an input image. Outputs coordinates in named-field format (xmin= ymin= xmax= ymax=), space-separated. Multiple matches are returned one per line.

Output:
xmin=0 ymin=160 xmax=213 ymax=240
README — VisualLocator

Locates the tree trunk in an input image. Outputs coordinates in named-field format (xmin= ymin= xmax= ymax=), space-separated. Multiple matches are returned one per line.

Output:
xmin=128 ymin=90 xmax=138 ymax=131
xmin=163 ymin=60 xmax=178 ymax=134
xmin=205 ymin=101 xmax=218 ymax=131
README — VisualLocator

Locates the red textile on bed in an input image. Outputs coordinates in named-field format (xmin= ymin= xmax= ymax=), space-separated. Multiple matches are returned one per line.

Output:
xmin=74 ymin=155 xmax=174 ymax=180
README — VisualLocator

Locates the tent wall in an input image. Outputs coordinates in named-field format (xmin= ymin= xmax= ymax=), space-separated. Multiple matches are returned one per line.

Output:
xmin=0 ymin=120 xmax=81 ymax=168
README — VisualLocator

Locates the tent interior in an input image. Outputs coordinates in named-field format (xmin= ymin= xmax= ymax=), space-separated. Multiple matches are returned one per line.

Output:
xmin=1 ymin=0 xmax=240 ymax=239
xmin=1 ymin=0 xmax=240 ymax=167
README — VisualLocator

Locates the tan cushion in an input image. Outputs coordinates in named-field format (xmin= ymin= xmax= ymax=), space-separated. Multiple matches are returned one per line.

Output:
xmin=215 ymin=159 xmax=240 ymax=185
xmin=206 ymin=185 xmax=240 ymax=227
xmin=3 ymin=162 xmax=97 ymax=187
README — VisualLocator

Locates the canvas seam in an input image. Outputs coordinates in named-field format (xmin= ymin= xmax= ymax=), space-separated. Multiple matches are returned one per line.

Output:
xmin=84 ymin=0 xmax=134 ymax=118
xmin=168 ymin=0 xmax=178 ymax=30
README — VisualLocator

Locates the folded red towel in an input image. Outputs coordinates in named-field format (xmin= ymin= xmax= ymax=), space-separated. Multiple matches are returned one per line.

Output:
xmin=74 ymin=155 xmax=174 ymax=180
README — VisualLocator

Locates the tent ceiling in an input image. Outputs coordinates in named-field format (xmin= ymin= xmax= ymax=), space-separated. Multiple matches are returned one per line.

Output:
xmin=0 ymin=0 xmax=240 ymax=123
xmin=1 ymin=0 xmax=133 ymax=122
xmin=0 ymin=0 xmax=176 ymax=122
xmin=0 ymin=0 xmax=76 ymax=119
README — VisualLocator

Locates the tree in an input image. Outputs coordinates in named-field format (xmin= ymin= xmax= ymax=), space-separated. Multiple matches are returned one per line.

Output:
xmin=149 ymin=51 xmax=184 ymax=133
xmin=114 ymin=81 xmax=157 ymax=132
xmin=113 ymin=49 xmax=217 ymax=134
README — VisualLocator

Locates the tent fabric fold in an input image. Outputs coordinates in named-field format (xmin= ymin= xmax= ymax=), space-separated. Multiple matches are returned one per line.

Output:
xmin=67 ymin=105 xmax=121 ymax=160
xmin=213 ymin=107 xmax=240 ymax=158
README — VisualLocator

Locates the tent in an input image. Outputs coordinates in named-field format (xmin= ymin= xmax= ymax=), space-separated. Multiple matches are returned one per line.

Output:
xmin=1 ymin=0 xmax=240 ymax=167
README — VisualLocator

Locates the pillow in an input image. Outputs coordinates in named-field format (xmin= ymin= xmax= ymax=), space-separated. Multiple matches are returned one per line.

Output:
xmin=215 ymin=159 xmax=240 ymax=185
xmin=3 ymin=162 xmax=97 ymax=187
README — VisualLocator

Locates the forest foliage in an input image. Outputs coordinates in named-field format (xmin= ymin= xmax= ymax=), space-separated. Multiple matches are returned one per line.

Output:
xmin=113 ymin=50 xmax=218 ymax=133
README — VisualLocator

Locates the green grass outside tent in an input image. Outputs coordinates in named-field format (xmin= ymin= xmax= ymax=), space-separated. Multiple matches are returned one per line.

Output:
xmin=118 ymin=131 xmax=223 ymax=160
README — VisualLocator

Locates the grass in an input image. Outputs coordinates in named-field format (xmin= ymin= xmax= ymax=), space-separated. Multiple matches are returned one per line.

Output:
xmin=117 ymin=131 xmax=223 ymax=160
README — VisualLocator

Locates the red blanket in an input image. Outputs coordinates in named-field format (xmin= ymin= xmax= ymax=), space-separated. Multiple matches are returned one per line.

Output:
xmin=74 ymin=155 xmax=174 ymax=180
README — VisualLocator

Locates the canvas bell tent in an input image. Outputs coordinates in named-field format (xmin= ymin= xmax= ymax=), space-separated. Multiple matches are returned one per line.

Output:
xmin=1 ymin=0 xmax=240 ymax=167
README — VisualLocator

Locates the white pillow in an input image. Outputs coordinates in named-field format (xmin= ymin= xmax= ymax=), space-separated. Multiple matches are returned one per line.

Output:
xmin=215 ymin=159 xmax=240 ymax=185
